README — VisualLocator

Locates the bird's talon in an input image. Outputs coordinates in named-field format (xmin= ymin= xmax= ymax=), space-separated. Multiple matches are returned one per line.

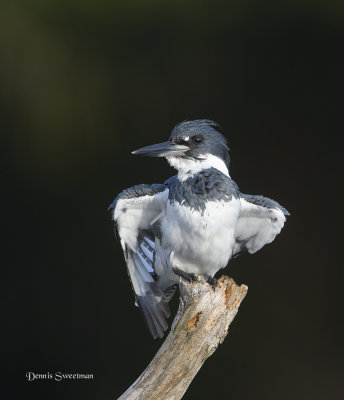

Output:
xmin=173 ymin=267 xmax=199 ymax=283
xmin=205 ymin=275 xmax=220 ymax=290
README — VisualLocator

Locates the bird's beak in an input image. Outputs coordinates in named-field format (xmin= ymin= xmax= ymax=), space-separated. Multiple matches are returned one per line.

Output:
xmin=131 ymin=141 xmax=189 ymax=157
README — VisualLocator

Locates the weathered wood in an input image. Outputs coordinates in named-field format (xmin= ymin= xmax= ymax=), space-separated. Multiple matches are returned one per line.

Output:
xmin=118 ymin=275 xmax=248 ymax=400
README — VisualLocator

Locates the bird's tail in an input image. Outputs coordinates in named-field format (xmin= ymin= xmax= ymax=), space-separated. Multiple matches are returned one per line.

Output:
xmin=125 ymin=245 xmax=174 ymax=339
xmin=136 ymin=283 xmax=172 ymax=339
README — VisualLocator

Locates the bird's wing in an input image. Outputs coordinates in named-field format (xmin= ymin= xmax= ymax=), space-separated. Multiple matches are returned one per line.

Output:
xmin=233 ymin=194 xmax=290 ymax=257
xmin=108 ymin=183 xmax=170 ymax=338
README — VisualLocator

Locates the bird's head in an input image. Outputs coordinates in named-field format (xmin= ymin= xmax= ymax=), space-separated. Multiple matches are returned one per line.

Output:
xmin=132 ymin=120 xmax=230 ymax=180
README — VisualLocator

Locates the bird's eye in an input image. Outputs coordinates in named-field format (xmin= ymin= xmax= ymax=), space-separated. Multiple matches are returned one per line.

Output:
xmin=192 ymin=136 xmax=203 ymax=144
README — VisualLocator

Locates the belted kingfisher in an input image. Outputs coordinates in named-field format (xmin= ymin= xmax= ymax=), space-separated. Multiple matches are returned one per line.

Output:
xmin=109 ymin=120 xmax=289 ymax=338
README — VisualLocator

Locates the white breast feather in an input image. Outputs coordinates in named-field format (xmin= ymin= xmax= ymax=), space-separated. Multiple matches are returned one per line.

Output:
xmin=161 ymin=198 xmax=241 ymax=276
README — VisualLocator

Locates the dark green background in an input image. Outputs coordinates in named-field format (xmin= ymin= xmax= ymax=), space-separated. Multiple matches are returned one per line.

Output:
xmin=2 ymin=1 xmax=343 ymax=399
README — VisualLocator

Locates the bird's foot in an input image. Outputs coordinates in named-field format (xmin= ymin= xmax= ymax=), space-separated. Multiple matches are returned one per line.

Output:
xmin=205 ymin=275 xmax=220 ymax=291
xmin=173 ymin=267 xmax=199 ymax=283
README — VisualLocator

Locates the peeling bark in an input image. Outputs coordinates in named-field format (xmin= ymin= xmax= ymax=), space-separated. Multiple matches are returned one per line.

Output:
xmin=118 ymin=275 xmax=248 ymax=400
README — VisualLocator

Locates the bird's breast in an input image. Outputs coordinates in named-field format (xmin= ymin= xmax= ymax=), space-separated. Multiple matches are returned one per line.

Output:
xmin=160 ymin=198 xmax=241 ymax=276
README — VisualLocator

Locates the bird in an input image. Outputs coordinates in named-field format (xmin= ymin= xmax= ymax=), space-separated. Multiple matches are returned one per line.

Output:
xmin=109 ymin=120 xmax=290 ymax=339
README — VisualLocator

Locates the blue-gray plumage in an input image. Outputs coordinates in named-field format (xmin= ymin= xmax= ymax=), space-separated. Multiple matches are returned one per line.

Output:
xmin=167 ymin=168 xmax=240 ymax=213
xmin=109 ymin=119 xmax=290 ymax=338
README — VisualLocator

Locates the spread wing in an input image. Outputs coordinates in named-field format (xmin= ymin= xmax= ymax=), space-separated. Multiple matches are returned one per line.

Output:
xmin=233 ymin=194 xmax=290 ymax=257
xmin=108 ymin=183 xmax=170 ymax=338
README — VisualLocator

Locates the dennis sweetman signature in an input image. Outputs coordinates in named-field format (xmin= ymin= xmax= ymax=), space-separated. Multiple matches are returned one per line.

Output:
xmin=26 ymin=372 xmax=94 ymax=382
